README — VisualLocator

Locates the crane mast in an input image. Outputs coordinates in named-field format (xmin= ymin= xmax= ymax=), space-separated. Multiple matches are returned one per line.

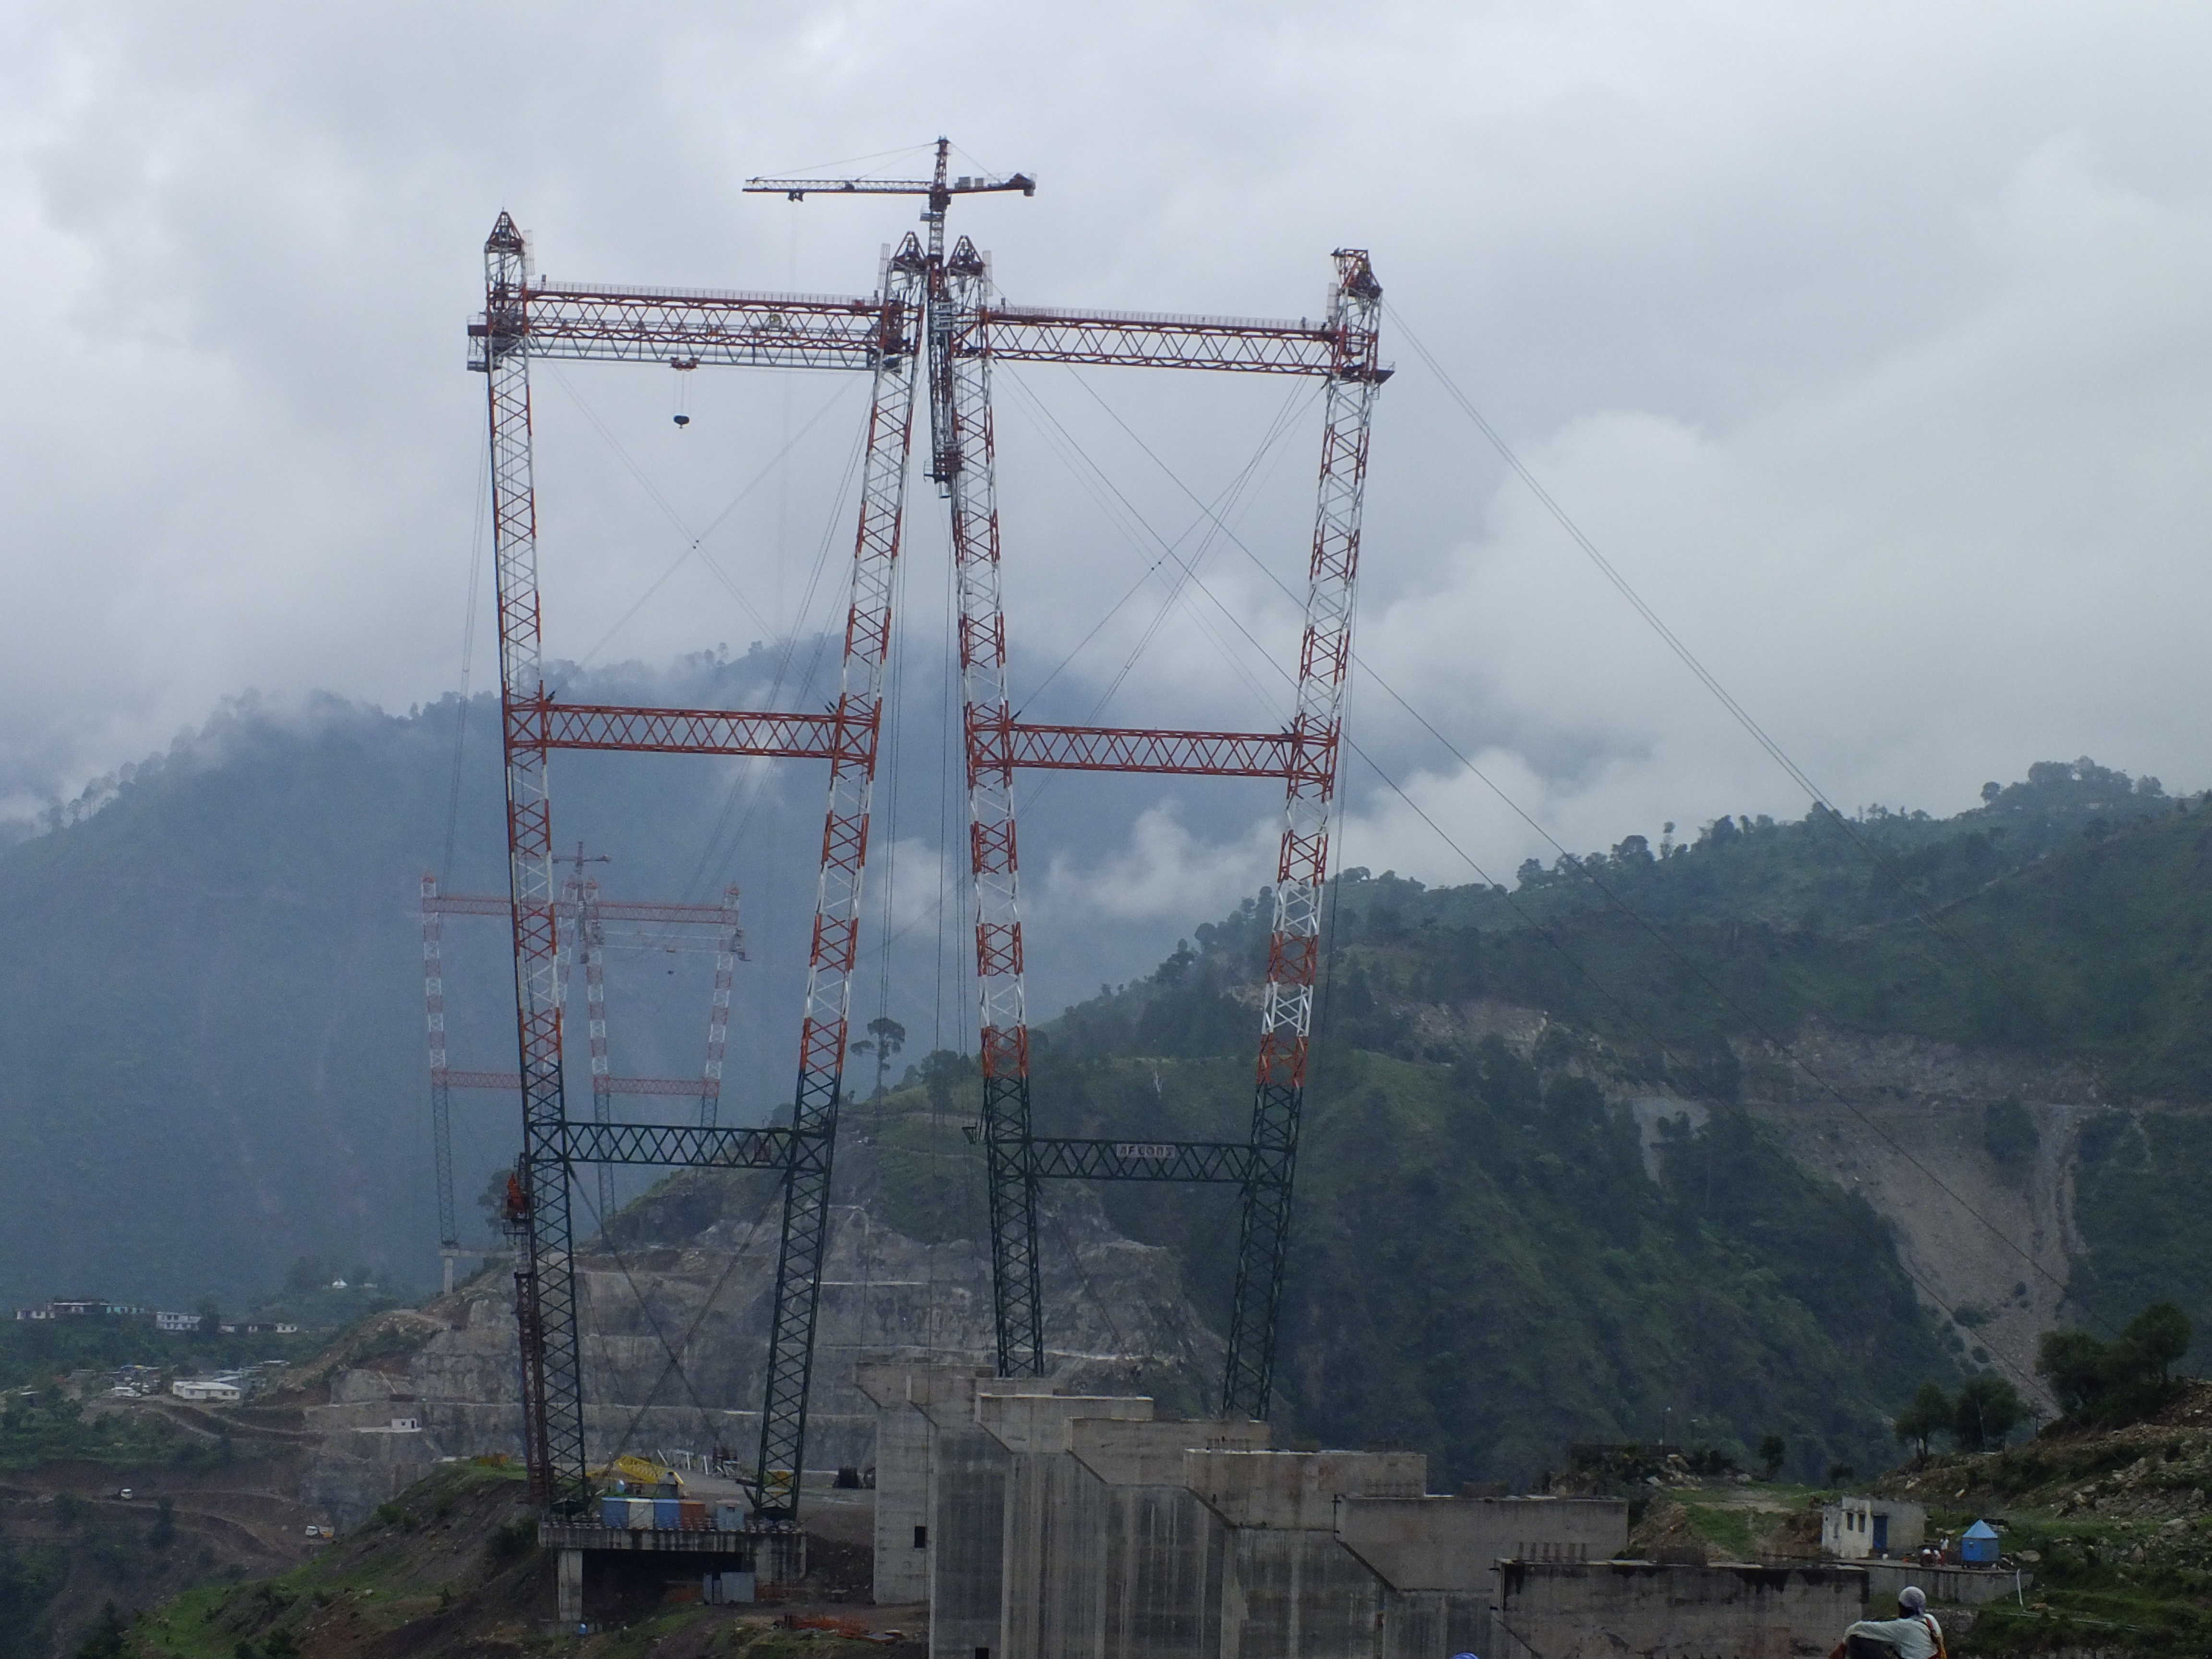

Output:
xmin=743 ymin=143 xmax=1386 ymax=1412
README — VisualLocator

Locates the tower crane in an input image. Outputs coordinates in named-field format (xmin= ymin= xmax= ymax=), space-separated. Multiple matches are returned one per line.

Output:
xmin=741 ymin=142 xmax=1384 ymax=1418
xmin=468 ymin=140 xmax=1381 ymax=1529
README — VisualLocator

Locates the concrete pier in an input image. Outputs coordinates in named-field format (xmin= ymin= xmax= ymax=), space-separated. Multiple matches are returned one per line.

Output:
xmin=1496 ymin=1560 xmax=1869 ymax=1659
xmin=862 ymin=1363 xmax=1629 ymax=1659
xmin=556 ymin=1544 xmax=582 ymax=1626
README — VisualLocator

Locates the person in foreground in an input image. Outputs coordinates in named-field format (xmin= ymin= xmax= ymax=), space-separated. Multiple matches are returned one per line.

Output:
xmin=1829 ymin=1584 xmax=1945 ymax=1659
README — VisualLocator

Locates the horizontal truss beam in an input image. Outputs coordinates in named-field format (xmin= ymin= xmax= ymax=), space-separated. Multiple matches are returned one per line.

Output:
xmin=471 ymin=288 xmax=1376 ymax=381
xmin=470 ymin=285 xmax=897 ymax=371
xmin=560 ymin=1120 xmax=793 ymax=1169
xmin=990 ymin=721 xmax=1303 ymax=778
xmin=508 ymin=703 xmax=1305 ymax=777
xmin=426 ymin=894 xmax=740 ymax=926
xmin=521 ymin=701 xmax=855 ymax=760
xmin=1026 ymin=1137 xmax=1252 ymax=1182
xmin=969 ymin=306 xmax=1351 ymax=376
xmin=436 ymin=1070 xmax=716 ymax=1098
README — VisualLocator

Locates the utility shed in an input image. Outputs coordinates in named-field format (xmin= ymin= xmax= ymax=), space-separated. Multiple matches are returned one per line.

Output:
xmin=1498 ymin=1560 xmax=1869 ymax=1659
xmin=1821 ymin=1495 xmax=1927 ymax=1559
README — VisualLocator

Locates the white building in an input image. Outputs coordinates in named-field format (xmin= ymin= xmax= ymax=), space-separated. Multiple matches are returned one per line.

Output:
xmin=1822 ymin=1495 xmax=1927 ymax=1559
xmin=171 ymin=1378 xmax=243 ymax=1404
xmin=153 ymin=1311 xmax=202 ymax=1334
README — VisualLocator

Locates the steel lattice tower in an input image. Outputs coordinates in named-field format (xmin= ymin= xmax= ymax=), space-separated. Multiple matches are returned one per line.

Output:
xmin=470 ymin=154 xmax=1383 ymax=1515
xmin=418 ymin=874 xmax=742 ymax=1291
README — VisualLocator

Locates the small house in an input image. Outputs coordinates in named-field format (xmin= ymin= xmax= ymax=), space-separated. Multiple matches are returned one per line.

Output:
xmin=1821 ymin=1495 xmax=1927 ymax=1559
xmin=171 ymin=1378 xmax=242 ymax=1404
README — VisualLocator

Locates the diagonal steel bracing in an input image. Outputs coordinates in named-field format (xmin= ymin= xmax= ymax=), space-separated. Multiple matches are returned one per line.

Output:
xmin=473 ymin=212 xmax=923 ymax=1518
xmin=473 ymin=164 xmax=1382 ymax=1530
xmin=735 ymin=146 xmax=1387 ymax=1423
xmin=938 ymin=247 xmax=1389 ymax=1420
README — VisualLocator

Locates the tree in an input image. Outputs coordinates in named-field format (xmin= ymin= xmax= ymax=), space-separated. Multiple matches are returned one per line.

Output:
xmin=283 ymin=1256 xmax=329 ymax=1294
xmin=75 ymin=1604 xmax=128 ymax=1659
xmin=2120 ymin=1301 xmax=2190 ymax=1382
xmin=864 ymin=1017 xmax=906 ymax=1100
xmin=1952 ymin=1375 xmax=2025 ymax=1452
xmin=914 ymin=1048 xmax=970 ymax=1116
xmin=2036 ymin=1329 xmax=2106 ymax=1418
xmin=2036 ymin=1302 xmax=2193 ymax=1426
xmin=1982 ymin=1099 xmax=2037 ymax=1165
xmin=1756 ymin=1434 xmax=1785 ymax=1480
xmin=1893 ymin=1381 xmax=1951 ymax=1460
xmin=476 ymin=1167 xmax=517 ymax=1240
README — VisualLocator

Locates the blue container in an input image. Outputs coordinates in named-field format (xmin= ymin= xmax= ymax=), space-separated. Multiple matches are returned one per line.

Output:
xmin=599 ymin=1495 xmax=629 ymax=1528
xmin=624 ymin=1498 xmax=655 ymax=1528
xmin=1961 ymin=1519 xmax=2000 ymax=1564
xmin=652 ymin=1497 xmax=683 ymax=1530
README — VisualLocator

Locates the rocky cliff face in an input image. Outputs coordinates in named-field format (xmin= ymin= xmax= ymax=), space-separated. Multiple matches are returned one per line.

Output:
xmin=289 ymin=1142 xmax=1221 ymax=1525
xmin=1419 ymin=996 xmax=2176 ymax=1410
xmin=1731 ymin=1020 xmax=2097 ymax=1404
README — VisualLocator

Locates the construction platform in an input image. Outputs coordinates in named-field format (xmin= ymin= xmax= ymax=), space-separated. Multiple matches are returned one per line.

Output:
xmin=539 ymin=1522 xmax=805 ymax=1625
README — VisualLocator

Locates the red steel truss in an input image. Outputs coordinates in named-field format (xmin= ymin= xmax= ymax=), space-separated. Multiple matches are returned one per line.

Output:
xmin=473 ymin=152 xmax=1381 ymax=1517
xmin=473 ymin=209 xmax=925 ymax=1515
xmin=924 ymin=234 xmax=1388 ymax=1413
xmin=985 ymin=720 xmax=1298 ymax=777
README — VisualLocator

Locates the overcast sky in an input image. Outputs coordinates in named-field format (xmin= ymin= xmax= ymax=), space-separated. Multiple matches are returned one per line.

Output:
xmin=7 ymin=0 xmax=2212 ymax=927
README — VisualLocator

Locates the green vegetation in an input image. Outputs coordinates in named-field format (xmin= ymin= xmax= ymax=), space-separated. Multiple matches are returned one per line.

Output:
xmin=0 ymin=1317 xmax=311 ymax=1396
xmin=0 ymin=1537 xmax=65 ymax=1659
xmin=0 ymin=1394 xmax=205 ymax=1473
xmin=2069 ymin=1113 xmax=2212 ymax=1368
xmin=1079 ymin=757 xmax=2198 ymax=1094
xmin=1676 ymin=1500 xmax=1760 ymax=1561
xmin=1952 ymin=1374 xmax=2029 ymax=1451
xmin=870 ymin=1029 xmax=1955 ymax=1484
xmin=1894 ymin=1381 xmax=1955 ymax=1460
xmin=124 ymin=1460 xmax=895 ymax=1659
xmin=2036 ymin=1303 xmax=2192 ymax=1429
xmin=1889 ymin=1373 xmax=2030 ymax=1457
xmin=129 ymin=1462 xmax=530 ymax=1659
xmin=1983 ymin=1097 xmax=2037 ymax=1166
xmin=1873 ymin=1388 xmax=2212 ymax=1655
xmin=1034 ymin=756 xmax=2212 ymax=1430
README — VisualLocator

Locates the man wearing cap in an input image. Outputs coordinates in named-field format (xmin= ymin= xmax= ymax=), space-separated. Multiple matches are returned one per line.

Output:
xmin=1829 ymin=1585 xmax=1945 ymax=1659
